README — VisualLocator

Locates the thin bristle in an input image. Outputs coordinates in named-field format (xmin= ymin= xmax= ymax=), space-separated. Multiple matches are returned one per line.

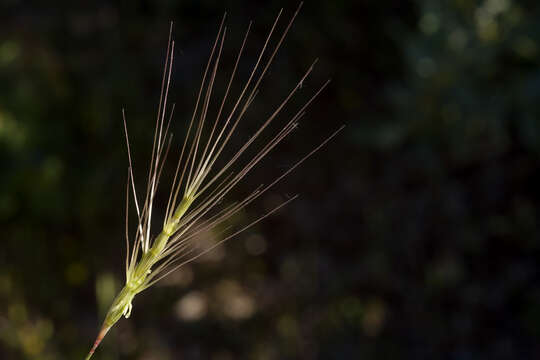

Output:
xmin=185 ymin=15 xmax=227 ymax=189
xmin=125 ymin=168 xmax=131 ymax=278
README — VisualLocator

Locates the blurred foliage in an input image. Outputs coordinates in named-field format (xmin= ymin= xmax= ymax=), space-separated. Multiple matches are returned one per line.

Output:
xmin=1 ymin=0 xmax=540 ymax=359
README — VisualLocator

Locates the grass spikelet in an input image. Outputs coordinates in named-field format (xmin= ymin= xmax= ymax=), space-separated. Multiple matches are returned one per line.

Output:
xmin=85 ymin=3 xmax=343 ymax=359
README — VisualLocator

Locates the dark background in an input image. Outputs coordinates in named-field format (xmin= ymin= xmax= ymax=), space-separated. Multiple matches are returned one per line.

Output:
xmin=1 ymin=0 xmax=540 ymax=359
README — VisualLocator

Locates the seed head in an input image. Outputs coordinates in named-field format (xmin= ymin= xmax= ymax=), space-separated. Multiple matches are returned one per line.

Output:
xmin=85 ymin=3 xmax=343 ymax=359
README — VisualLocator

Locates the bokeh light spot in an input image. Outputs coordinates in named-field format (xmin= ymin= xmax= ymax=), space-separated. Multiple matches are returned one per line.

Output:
xmin=416 ymin=57 xmax=436 ymax=78
xmin=244 ymin=234 xmax=267 ymax=256
xmin=362 ymin=299 xmax=386 ymax=337
xmin=216 ymin=280 xmax=256 ymax=320
xmin=0 ymin=41 xmax=20 ymax=65
xmin=175 ymin=291 xmax=208 ymax=321
xmin=65 ymin=262 xmax=88 ymax=286
xmin=419 ymin=13 xmax=440 ymax=34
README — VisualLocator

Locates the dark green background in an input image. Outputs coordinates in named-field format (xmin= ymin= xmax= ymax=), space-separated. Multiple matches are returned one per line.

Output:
xmin=1 ymin=0 xmax=539 ymax=359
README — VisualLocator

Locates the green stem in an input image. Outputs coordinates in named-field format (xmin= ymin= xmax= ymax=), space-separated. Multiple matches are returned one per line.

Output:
xmin=85 ymin=196 xmax=193 ymax=359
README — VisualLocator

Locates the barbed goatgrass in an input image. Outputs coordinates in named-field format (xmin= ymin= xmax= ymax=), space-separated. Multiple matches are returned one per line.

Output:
xmin=85 ymin=3 xmax=343 ymax=359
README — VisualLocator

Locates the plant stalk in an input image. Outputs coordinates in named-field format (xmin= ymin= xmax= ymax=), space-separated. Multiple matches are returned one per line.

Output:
xmin=84 ymin=196 xmax=193 ymax=359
